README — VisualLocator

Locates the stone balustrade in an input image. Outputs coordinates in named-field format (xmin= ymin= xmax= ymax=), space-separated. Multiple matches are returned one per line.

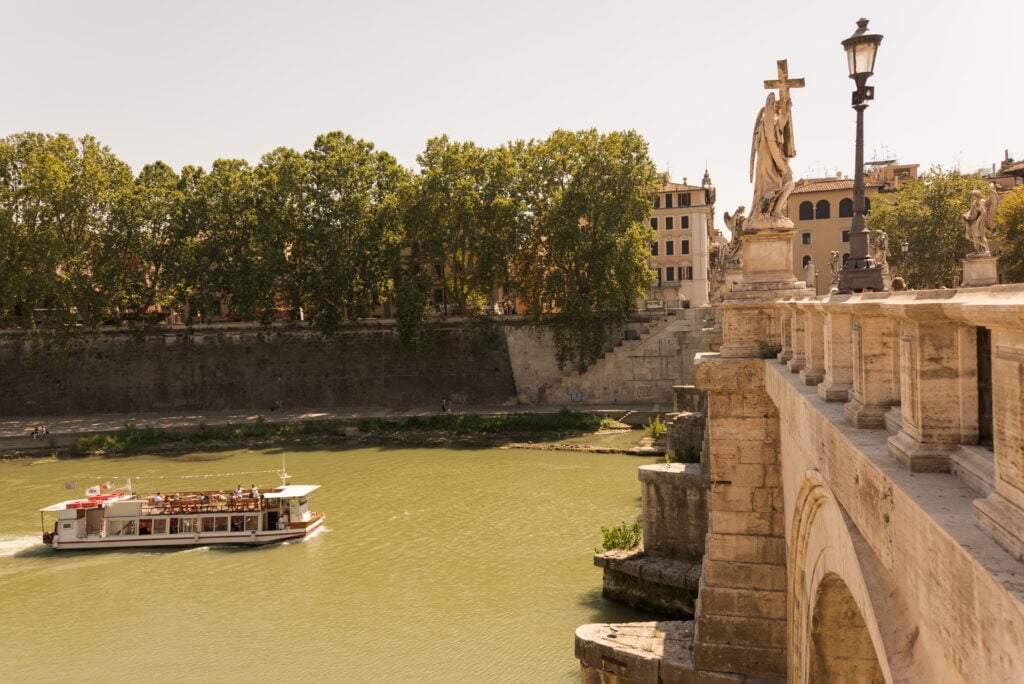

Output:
xmin=772 ymin=285 xmax=1024 ymax=560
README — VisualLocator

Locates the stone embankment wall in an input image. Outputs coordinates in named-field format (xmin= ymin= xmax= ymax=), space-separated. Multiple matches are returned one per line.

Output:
xmin=505 ymin=307 xmax=713 ymax=407
xmin=0 ymin=320 xmax=519 ymax=416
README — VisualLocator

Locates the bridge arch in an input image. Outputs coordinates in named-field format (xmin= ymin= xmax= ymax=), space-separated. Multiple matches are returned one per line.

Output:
xmin=787 ymin=471 xmax=939 ymax=683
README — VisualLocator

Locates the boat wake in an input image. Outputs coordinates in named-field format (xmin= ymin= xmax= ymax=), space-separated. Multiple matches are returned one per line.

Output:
xmin=0 ymin=535 xmax=45 ymax=558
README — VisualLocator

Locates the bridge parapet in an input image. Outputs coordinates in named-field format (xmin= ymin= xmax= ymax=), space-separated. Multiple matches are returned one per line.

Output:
xmin=694 ymin=284 xmax=1024 ymax=681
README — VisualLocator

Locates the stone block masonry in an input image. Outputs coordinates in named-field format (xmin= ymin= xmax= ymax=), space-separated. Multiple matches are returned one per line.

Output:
xmin=0 ymin=320 xmax=518 ymax=416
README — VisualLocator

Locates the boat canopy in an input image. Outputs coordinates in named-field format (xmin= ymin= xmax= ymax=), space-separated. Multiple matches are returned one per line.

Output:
xmin=40 ymin=499 xmax=88 ymax=512
xmin=263 ymin=485 xmax=319 ymax=499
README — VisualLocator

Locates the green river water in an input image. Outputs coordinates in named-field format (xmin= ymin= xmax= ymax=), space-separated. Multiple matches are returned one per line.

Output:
xmin=0 ymin=445 xmax=655 ymax=683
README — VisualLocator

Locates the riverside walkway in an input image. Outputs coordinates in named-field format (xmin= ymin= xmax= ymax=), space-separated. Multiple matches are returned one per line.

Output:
xmin=0 ymin=404 xmax=661 ymax=452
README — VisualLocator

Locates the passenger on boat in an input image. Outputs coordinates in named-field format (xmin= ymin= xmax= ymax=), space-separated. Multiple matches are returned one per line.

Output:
xmin=250 ymin=484 xmax=259 ymax=498
xmin=153 ymin=493 xmax=164 ymax=503
xmin=235 ymin=484 xmax=244 ymax=498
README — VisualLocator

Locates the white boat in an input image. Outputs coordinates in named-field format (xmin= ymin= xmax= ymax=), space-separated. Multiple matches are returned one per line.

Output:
xmin=40 ymin=479 xmax=324 ymax=551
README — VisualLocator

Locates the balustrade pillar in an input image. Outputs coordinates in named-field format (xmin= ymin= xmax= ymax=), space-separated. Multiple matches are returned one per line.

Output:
xmin=845 ymin=297 xmax=900 ymax=429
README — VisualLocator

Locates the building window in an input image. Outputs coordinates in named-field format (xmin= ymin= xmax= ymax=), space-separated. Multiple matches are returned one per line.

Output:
xmin=665 ymin=266 xmax=675 ymax=281
xmin=842 ymin=252 xmax=850 ymax=265
xmin=665 ymin=194 xmax=673 ymax=209
xmin=799 ymin=201 xmax=814 ymax=220
xmin=651 ymin=241 xmax=658 ymax=256
xmin=678 ymin=193 xmax=691 ymax=206
xmin=815 ymin=200 xmax=831 ymax=219
xmin=655 ymin=268 xmax=662 ymax=285
xmin=842 ymin=230 xmax=850 ymax=243
xmin=802 ymin=232 xmax=811 ymax=245
xmin=654 ymin=195 xmax=660 ymax=209
xmin=665 ymin=216 xmax=674 ymax=230
xmin=665 ymin=240 xmax=675 ymax=256
xmin=839 ymin=198 xmax=853 ymax=217
xmin=864 ymin=197 xmax=871 ymax=213
xmin=681 ymin=240 xmax=690 ymax=255
xmin=680 ymin=266 xmax=693 ymax=280
xmin=802 ymin=254 xmax=812 ymax=268
xmin=650 ymin=217 xmax=658 ymax=229
xmin=680 ymin=216 xmax=690 ymax=229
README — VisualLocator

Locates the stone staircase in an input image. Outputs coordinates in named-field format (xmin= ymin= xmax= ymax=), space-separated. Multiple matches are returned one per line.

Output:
xmin=539 ymin=309 xmax=709 ymax=407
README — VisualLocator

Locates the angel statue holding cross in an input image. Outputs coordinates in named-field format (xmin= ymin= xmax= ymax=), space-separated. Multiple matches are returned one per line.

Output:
xmin=749 ymin=60 xmax=803 ymax=226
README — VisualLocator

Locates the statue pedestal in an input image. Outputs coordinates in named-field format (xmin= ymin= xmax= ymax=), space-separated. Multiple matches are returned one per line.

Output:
xmin=732 ymin=219 xmax=799 ymax=292
xmin=719 ymin=221 xmax=813 ymax=358
xmin=962 ymin=254 xmax=998 ymax=287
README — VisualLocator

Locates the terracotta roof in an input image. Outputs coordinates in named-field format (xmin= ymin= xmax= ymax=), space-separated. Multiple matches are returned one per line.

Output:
xmin=791 ymin=177 xmax=883 ymax=194
xmin=1001 ymin=160 xmax=1024 ymax=176
xmin=659 ymin=181 xmax=703 ymax=191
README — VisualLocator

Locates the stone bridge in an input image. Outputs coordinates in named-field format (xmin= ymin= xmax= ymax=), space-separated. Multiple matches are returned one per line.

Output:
xmin=578 ymin=285 xmax=1024 ymax=682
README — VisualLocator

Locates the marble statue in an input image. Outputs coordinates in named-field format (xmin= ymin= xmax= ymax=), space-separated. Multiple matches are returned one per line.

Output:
xmin=872 ymin=229 xmax=889 ymax=268
xmin=828 ymin=250 xmax=841 ymax=286
xmin=962 ymin=185 xmax=1000 ymax=256
xmin=749 ymin=61 xmax=803 ymax=225
xmin=804 ymin=259 xmax=818 ymax=292
xmin=722 ymin=206 xmax=746 ymax=268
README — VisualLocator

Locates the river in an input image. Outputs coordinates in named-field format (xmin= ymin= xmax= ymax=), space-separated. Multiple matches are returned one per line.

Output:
xmin=0 ymin=444 xmax=655 ymax=682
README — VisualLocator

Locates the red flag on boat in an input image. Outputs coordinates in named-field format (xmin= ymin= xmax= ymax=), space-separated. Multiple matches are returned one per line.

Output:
xmin=102 ymin=481 xmax=113 ymax=490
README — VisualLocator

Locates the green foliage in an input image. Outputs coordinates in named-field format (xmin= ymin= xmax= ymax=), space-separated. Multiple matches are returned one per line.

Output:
xmin=996 ymin=185 xmax=1024 ymax=283
xmin=0 ymin=127 xmax=660 ymax=380
xmin=71 ymin=410 xmax=610 ymax=455
xmin=644 ymin=415 xmax=666 ymax=439
xmin=358 ymin=409 xmax=606 ymax=435
xmin=868 ymin=168 xmax=989 ymax=289
xmin=600 ymin=520 xmax=642 ymax=551
xmin=509 ymin=129 xmax=659 ymax=373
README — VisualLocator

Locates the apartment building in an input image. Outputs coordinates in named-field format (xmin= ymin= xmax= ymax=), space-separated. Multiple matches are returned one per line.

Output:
xmin=648 ymin=172 xmax=715 ymax=307
xmin=789 ymin=162 xmax=917 ymax=294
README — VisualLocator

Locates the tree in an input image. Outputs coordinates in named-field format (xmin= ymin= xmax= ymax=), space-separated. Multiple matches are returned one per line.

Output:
xmin=996 ymin=185 xmax=1024 ymax=283
xmin=255 ymin=147 xmax=311 ymax=321
xmin=300 ymin=132 xmax=408 ymax=334
xmin=509 ymin=129 xmax=658 ymax=372
xmin=0 ymin=132 xmax=132 ymax=331
xmin=100 ymin=161 xmax=184 ymax=331
xmin=868 ymin=168 xmax=989 ymax=289
xmin=404 ymin=136 xmax=519 ymax=315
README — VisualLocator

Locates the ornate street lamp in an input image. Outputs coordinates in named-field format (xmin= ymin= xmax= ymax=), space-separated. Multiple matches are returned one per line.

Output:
xmin=838 ymin=18 xmax=885 ymax=293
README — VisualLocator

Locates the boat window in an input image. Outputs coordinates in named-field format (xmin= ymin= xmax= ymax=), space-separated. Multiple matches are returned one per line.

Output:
xmin=213 ymin=517 xmax=228 ymax=532
xmin=202 ymin=517 xmax=215 ymax=532
xmin=152 ymin=519 xmax=167 ymax=534
xmin=139 ymin=519 xmax=153 ymax=535
xmin=230 ymin=515 xmax=245 ymax=532
xmin=179 ymin=518 xmax=197 ymax=534
xmin=169 ymin=518 xmax=179 ymax=534
xmin=244 ymin=515 xmax=258 ymax=532
xmin=108 ymin=520 xmax=137 ymax=536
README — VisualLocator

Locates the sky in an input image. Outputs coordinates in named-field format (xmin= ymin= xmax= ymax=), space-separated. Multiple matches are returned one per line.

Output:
xmin=2 ymin=1 xmax=1021 ymax=236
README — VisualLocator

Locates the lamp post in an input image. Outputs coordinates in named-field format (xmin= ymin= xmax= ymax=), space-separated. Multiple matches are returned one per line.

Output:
xmin=838 ymin=18 xmax=885 ymax=293
xmin=901 ymin=240 xmax=909 ymax=281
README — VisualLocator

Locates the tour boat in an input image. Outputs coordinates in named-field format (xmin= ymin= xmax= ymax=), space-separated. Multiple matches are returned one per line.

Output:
xmin=40 ymin=478 xmax=324 ymax=551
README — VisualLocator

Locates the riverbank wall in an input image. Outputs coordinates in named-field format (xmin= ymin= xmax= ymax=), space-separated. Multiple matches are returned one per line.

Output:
xmin=0 ymin=319 xmax=518 ymax=416
xmin=1 ymin=309 xmax=712 ymax=417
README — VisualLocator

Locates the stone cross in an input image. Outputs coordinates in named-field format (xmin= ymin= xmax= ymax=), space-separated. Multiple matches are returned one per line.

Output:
xmin=763 ymin=59 xmax=805 ymax=103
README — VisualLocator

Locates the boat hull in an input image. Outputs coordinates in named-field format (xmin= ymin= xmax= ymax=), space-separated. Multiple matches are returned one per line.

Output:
xmin=49 ymin=513 xmax=324 ymax=551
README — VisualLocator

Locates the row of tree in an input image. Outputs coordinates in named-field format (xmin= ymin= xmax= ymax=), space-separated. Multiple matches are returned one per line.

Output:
xmin=0 ymin=129 xmax=659 ymax=371
xmin=868 ymin=167 xmax=1024 ymax=289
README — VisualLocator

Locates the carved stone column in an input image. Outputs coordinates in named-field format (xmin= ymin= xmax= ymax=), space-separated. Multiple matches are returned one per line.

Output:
xmin=885 ymin=301 xmax=978 ymax=471
xmin=845 ymin=295 xmax=900 ymax=428
xmin=799 ymin=303 xmax=825 ymax=386
xmin=816 ymin=297 xmax=854 ymax=402
xmin=787 ymin=301 xmax=807 ymax=374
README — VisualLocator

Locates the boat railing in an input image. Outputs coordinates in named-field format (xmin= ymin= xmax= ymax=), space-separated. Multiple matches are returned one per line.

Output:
xmin=140 ymin=492 xmax=269 ymax=516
